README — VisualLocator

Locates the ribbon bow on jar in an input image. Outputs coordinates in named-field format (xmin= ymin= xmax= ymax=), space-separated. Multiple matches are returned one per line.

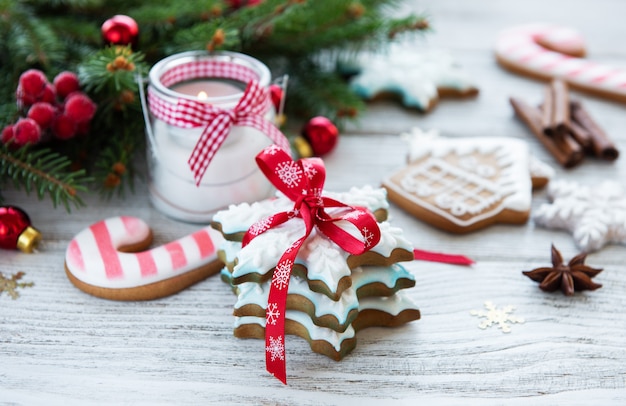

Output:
xmin=175 ymin=80 xmax=290 ymax=185
xmin=242 ymin=146 xmax=382 ymax=384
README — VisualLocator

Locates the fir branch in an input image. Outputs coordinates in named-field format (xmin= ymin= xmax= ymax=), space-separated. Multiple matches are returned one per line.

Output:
xmin=2 ymin=3 xmax=67 ymax=69
xmin=0 ymin=145 xmax=91 ymax=211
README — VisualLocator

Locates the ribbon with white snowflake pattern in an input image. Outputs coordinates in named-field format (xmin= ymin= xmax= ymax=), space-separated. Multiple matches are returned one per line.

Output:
xmin=242 ymin=146 xmax=381 ymax=384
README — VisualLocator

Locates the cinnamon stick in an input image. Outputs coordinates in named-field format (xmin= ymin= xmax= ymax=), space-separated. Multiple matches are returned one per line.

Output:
xmin=567 ymin=120 xmax=593 ymax=151
xmin=510 ymin=97 xmax=584 ymax=168
xmin=541 ymin=79 xmax=570 ymax=136
xmin=570 ymin=100 xmax=619 ymax=161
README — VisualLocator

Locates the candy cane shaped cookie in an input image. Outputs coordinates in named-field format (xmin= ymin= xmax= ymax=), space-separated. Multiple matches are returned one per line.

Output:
xmin=495 ymin=23 xmax=626 ymax=103
xmin=65 ymin=216 xmax=224 ymax=301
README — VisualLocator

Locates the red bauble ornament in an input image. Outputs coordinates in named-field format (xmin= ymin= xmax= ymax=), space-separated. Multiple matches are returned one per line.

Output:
xmin=269 ymin=84 xmax=283 ymax=112
xmin=227 ymin=0 xmax=263 ymax=9
xmin=101 ymin=15 xmax=139 ymax=48
xmin=301 ymin=116 xmax=339 ymax=156
xmin=0 ymin=206 xmax=42 ymax=253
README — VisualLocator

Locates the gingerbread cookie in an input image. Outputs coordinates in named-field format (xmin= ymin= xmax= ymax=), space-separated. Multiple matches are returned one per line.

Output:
xmin=382 ymin=129 xmax=532 ymax=233
xmin=495 ymin=23 xmax=626 ymax=103
xmin=345 ymin=45 xmax=479 ymax=112
xmin=65 ymin=216 xmax=224 ymax=300
xmin=212 ymin=185 xmax=420 ymax=362
xmin=534 ymin=179 xmax=626 ymax=252
xmin=529 ymin=156 xmax=555 ymax=190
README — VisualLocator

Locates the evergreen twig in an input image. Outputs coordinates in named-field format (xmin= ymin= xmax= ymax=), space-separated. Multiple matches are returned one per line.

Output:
xmin=0 ymin=145 xmax=91 ymax=211
xmin=0 ymin=0 xmax=430 ymax=209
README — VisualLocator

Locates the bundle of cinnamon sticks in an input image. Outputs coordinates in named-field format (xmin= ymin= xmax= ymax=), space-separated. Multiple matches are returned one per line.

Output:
xmin=510 ymin=79 xmax=619 ymax=168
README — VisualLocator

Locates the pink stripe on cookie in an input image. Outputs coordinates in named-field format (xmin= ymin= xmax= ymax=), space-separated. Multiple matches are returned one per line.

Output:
xmin=67 ymin=239 xmax=85 ymax=272
xmin=91 ymin=221 xmax=124 ymax=279
xmin=193 ymin=229 xmax=216 ymax=258
xmin=136 ymin=251 xmax=158 ymax=277
xmin=165 ymin=241 xmax=187 ymax=270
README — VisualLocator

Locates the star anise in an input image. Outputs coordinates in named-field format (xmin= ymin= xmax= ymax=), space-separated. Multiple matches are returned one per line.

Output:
xmin=523 ymin=245 xmax=603 ymax=296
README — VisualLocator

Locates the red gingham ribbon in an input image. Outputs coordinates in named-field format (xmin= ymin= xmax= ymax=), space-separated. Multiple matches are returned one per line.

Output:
xmin=147 ymin=59 xmax=290 ymax=185
xmin=242 ymin=146 xmax=381 ymax=384
xmin=182 ymin=80 xmax=288 ymax=185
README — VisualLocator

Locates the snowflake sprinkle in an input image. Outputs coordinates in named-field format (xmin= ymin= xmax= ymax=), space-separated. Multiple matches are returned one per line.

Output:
xmin=470 ymin=301 xmax=524 ymax=333
xmin=0 ymin=272 xmax=34 ymax=300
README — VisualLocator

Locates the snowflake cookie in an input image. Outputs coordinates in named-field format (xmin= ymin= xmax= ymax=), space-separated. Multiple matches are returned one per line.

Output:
xmin=534 ymin=179 xmax=626 ymax=252
xmin=212 ymin=186 xmax=421 ymax=361
xmin=382 ymin=128 xmax=533 ymax=233
xmin=344 ymin=46 xmax=479 ymax=112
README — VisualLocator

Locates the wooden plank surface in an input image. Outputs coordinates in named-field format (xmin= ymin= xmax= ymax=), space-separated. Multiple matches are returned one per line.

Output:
xmin=2 ymin=1 xmax=626 ymax=404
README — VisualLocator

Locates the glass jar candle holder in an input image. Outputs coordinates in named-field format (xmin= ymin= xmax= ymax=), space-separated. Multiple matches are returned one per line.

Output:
xmin=145 ymin=51 xmax=281 ymax=223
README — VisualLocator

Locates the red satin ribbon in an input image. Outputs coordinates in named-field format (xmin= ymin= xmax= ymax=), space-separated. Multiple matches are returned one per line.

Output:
xmin=178 ymin=80 xmax=290 ymax=185
xmin=413 ymin=249 xmax=474 ymax=266
xmin=242 ymin=146 xmax=381 ymax=384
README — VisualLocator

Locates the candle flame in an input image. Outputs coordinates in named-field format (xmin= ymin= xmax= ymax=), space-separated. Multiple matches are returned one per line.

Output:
xmin=197 ymin=91 xmax=208 ymax=100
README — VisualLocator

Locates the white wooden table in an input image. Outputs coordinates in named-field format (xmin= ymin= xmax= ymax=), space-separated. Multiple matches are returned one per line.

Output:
xmin=2 ymin=1 xmax=626 ymax=404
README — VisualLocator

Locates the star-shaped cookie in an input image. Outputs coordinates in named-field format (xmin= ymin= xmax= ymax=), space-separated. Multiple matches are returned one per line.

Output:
xmin=534 ymin=179 xmax=626 ymax=252
xmin=345 ymin=46 xmax=479 ymax=112
xmin=212 ymin=186 xmax=420 ymax=361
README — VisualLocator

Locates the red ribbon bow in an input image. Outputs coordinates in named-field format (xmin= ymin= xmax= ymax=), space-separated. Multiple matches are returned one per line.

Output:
xmin=242 ymin=146 xmax=381 ymax=384
xmin=177 ymin=80 xmax=290 ymax=185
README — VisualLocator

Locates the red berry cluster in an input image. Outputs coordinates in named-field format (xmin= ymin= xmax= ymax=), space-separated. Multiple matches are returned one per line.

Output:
xmin=1 ymin=69 xmax=97 ymax=147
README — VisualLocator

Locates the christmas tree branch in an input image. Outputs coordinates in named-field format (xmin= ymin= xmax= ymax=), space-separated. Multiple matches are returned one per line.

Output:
xmin=0 ymin=145 xmax=91 ymax=211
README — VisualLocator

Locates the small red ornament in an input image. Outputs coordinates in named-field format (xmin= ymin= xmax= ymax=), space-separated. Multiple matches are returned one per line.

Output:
xmin=300 ymin=116 xmax=339 ymax=156
xmin=101 ymin=15 xmax=139 ymax=48
xmin=227 ymin=0 xmax=263 ymax=9
xmin=0 ymin=206 xmax=42 ymax=253
xmin=269 ymin=84 xmax=283 ymax=112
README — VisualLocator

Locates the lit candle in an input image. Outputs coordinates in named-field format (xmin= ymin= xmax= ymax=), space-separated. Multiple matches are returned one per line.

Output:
xmin=170 ymin=80 xmax=244 ymax=99
xmin=146 ymin=51 xmax=280 ymax=223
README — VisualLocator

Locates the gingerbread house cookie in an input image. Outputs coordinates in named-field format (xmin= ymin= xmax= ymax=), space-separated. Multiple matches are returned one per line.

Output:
xmin=382 ymin=128 xmax=533 ymax=233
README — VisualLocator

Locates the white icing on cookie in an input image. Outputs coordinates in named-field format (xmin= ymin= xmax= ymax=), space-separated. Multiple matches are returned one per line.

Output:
xmin=230 ymin=220 xmax=411 ymax=295
xmin=350 ymin=264 xmax=414 ymax=293
xmin=529 ymin=156 xmax=555 ymax=183
xmin=235 ymin=311 xmax=356 ymax=352
xmin=534 ymin=179 xmax=626 ymax=252
xmin=384 ymin=129 xmax=532 ymax=230
xmin=213 ymin=186 xmax=389 ymax=236
xmin=347 ymin=46 xmax=478 ymax=111
xmin=234 ymin=292 xmax=419 ymax=352
xmin=358 ymin=292 xmax=419 ymax=316
xmin=228 ymin=264 xmax=415 ymax=329
xmin=214 ymin=187 xmax=412 ymax=295
xmin=235 ymin=276 xmax=359 ymax=329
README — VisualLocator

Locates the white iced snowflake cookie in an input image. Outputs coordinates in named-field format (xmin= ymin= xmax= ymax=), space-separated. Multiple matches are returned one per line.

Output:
xmin=212 ymin=185 xmax=390 ymax=239
xmin=383 ymin=128 xmax=532 ymax=233
xmin=224 ymin=209 xmax=414 ymax=299
xmin=233 ymin=291 xmax=420 ymax=361
xmin=346 ymin=45 xmax=479 ymax=112
xmin=213 ymin=184 xmax=420 ymax=362
xmin=534 ymin=179 xmax=626 ymax=252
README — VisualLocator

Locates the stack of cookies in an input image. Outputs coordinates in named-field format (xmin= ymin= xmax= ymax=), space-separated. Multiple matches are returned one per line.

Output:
xmin=211 ymin=185 xmax=421 ymax=361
